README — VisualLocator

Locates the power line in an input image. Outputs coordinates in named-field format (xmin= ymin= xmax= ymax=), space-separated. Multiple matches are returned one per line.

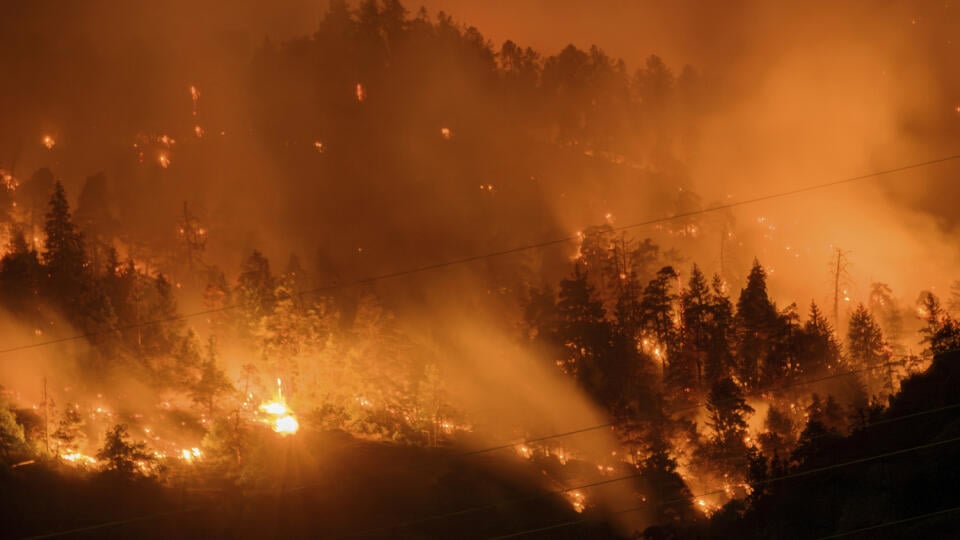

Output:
xmin=21 ymin=507 xmax=205 ymax=539
xmin=350 ymin=396 xmax=960 ymax=535
xmin=490 ymin=434 xmax=960 ymax=539
xmin=26 ymin=388 xmax=960 ymax=539
xmin=814 ymin=505 xmax=960 ymax=539
xmin=2 ymin=153 xmax=959 ymax=356
xmin=458 ymin=355 xmax=920 ymax=458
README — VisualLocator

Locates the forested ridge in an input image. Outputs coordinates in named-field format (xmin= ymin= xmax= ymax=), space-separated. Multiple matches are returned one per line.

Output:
xmin=0 ymin=1 xmax=958 ymax=538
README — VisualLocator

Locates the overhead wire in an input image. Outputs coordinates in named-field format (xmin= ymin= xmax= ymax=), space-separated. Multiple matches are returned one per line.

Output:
xmin=2 ymin=153 xmax=959 ymax=356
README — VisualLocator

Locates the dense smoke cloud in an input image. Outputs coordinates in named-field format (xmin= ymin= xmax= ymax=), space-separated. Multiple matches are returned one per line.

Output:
xmin=2 ymin=0 xmax=958 ymax=313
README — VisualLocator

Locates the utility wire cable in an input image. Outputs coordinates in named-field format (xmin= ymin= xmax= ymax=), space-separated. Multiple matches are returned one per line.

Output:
xmin=458 ymin=355 xmax=923 ymax=458
xmin=352 ymin=398 xmax=960 ymax=535
xmin=813 ymin=505 xmax=960 ymax=539
xmin=27 ymin=392 xmax=960 ymax=539
xmin=3 ymin=153 xmax=959 ymax=356
xmin=489 ymin=434 xmax=960 ymax=539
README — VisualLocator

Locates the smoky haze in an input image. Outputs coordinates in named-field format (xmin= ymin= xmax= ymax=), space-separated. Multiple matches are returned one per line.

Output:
xmin=1 ymin=1 xmax=960 ymax=536
xmin=2 ymin=0 xmax=957 ymax=310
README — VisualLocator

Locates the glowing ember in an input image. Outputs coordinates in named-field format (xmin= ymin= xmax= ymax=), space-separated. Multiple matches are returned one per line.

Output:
xmin=180 ymin=447 xmax=202 ymax=462
xmin=565 ymin=490 xmax=586 ymax=513
xmin=260 ymin=401 xmax=288 ymax=416
xmin=61 ymin=452 xmax=97 ymax=466
xmin=314 ymin=141 xmax=324 ymax=152
xmin=259 ymin=378 xmax=299 ymax=435
xmin=194 ymin=125 xmax=204 ymax=138
xmin=274 ymin=415 xmax=299 ymax=434
xmin=190 ymin=85 xmax=200 ymax=116
xmin=0 ymin=170 xmax=16 ymax=190
xmin=356 ymin=82 xmax=366 ymax=102
xmin=440 ymin=127 xmax=452 ymax=139
xmin=158 ymin=152 xmax=171 ymax=168
xmin=42 ymin=134 xmax=56 ymax=149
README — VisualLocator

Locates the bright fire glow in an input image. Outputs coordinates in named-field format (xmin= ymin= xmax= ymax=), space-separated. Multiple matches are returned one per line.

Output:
xmin=42 ymin=134 xmax=56 ymax=149
xmin=274 ymin=415 xmax=299 ymax=434
xmin=190 ymin=85 xmax=200 ymax=116
xmin=260 ymin=401 xmax=288 ymax=416
xmin=259 ymin=378 xmax=299 ymax=435
xmin=565 ymin=490 xmax=586 ymax=513
xmin=180 ymin=447 xmax=202 ymax=462
xmin=61 ymin=452 xmax=97 ymax=466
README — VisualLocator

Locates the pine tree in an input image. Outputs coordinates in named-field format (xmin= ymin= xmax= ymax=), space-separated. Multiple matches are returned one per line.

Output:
xmin=916 ymin=291 xmax=960 ymax=357
xmin=847 ymin=303 xmax=885 ymax=367
xmin=705 ymin=377 xmax=754 ymax=444
xmin=757 ymin=405 xmax=795 ymax=459
xmin=52 ymin=403 xmax=86 ymax=454
xmin=701 ymin=377 xmax=754 ymax=476
xmin=42 ymin=181 xmax=89 ymax=313
xmin=869 ymin=282 xmax=903 ymax=348
xmin=640 ymin=266 xmax=679 ymax=373
xmin=236 ymin=250 xmax=276 ymax=334
xmin=0 ymin=399 xmax=26 ymax=465
xmin=0 ymin=227 xmax=42 ymax=313
xmin=765 ymin=303 xmax=802 ymax=387
xmin=96 ymin=424 xmax=154 ymax=477
xmin=704 ymin=274 xmax=735 ymax=386
xmin=847 ymin=303 xmax=891 ymax=396
xmin=797 ymin=301 xmax=841 ymax=375
xmin=735 ymin=260 xmax=778 ymax=389
xmin=557 ymin=264 xmax=611 ymax=396
xmin=680 ymin=264 xmax=710 ymax=389
xmin=191 ymin=337 xmax=234 ymax=415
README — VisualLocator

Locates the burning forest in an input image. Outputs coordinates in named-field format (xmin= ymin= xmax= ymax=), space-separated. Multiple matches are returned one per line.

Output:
xmin=1 ymin=1 xmax=960 ymax=538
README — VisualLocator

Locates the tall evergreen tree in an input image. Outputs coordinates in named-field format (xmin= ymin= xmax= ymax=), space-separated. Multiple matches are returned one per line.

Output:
xmin=557 ymin=264 xmax=610 ymax=396
xmin=42 ymin=181 xmax=88 ymax=311
xmin=735 ymin=260 xmax=778 ymax=389
xmin=640 ymin=266 xmax=679 ymax=372
xmin=847 ymin=303 xmax=885 ymax=367
xmin=236 ymin=250 xmax=276 ymax=334
xmin=0 ymin=227 xmax=42 ymax=313
xmin=704 ymin=274 xmax=736 ymax=386
xmin=796 ymin=301 xmax=841 ymax=376
xmin=679 ymin=264 xmax=710 ymax=389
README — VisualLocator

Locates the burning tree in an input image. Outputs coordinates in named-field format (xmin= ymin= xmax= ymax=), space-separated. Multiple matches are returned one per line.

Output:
xmin=699 ymin=377 xmax=754 ymax=478
xmin=96 ymin=424 xmax=154 ymax=478
xmin=0 ymin=399 xmax=26 ymax=465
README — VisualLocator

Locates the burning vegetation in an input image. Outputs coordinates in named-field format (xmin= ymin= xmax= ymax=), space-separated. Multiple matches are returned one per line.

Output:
xmin=1 ymin=1 xmax=960 ymax=538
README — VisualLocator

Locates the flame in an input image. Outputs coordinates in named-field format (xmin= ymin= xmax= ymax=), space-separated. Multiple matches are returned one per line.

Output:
xmin=180 ymin=447 xmax=203 ymax=463
xmin=260 ymin=401 xmax=288 ymax=416
xmin=61 ymin=452 xmax=97 ymax=466
xmin=194 ymin=125 xmax=204 ymax=138
xmin=42 ymin=134 xmax=56 ymax=149
xmin=313 ymin=141 xmax=324 ymax=152
xmin=1 ymin=170 xmax=18 ymax=191
xmin=158 ymin=152 xmax=171 ymax=168
xmin=259 ymin=378 xmax=299 ymax=435
xmin=356 ymin=82 xmax=366 ymax=102
xmin=190 ymin=85 xmax=200 ymax=116
xmin=440 ymin=127 xmax=452 ymax=139
xmin=273 ymin=415 xmax=299 ymax=434
xmin=565 ymin=490 xmax=586 ymax=513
